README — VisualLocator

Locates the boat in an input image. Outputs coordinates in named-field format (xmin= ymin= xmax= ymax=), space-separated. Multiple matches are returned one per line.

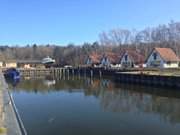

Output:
xmin=42 ymin=56 xmax=55 ymax=64
xmin=4 ymin=68 xmax=20 ymax=80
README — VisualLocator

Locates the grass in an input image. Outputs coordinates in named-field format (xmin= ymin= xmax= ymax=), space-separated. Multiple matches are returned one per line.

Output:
xmin=0 ymin=127 xmax=7 ymax=134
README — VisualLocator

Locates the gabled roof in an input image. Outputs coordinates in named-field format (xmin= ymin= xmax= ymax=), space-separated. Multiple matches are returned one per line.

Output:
xmin=121 ymin=50 xmax=145 ymax=64
xmin=146 ymin=47 xmax=179 ymax=62
xmin=87 ymin=52 xmax=101 ymax=64
xmin=101 ymin=52 xmax=122 ymax=64
xmin=153 ymin=48 xmax=179 ymax=62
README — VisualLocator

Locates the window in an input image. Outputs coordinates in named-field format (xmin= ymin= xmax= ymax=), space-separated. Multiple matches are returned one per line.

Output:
xmin=125 ymin=55 xmax=128 ymax=61
xmin=153 ymin=53 xmax=157 ymax=60
xmin=167 ymin=61 xmax=171 ymax=65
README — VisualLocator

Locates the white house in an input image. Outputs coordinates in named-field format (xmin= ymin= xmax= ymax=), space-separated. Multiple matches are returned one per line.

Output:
xmin=146 ymin=47 xmax=179 ymax=68
xmin=100 ymin=53 xmax=121 ymax=68
xmin=120 ymin=50 xmax=145 ymax=68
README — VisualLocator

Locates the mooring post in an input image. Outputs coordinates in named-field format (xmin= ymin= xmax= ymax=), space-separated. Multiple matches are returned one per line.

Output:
xmin=99 ymin=70 xmax=102 ymax=79
xmin=63 ymin=68 xmax=66 ymax=80
xmin=90 ymin=70 xmax=93 ymax=78
xmin=67 ymin=69 xmax=70 ymax=80
xmin=78 ymin=69 xmax=80 ymax=79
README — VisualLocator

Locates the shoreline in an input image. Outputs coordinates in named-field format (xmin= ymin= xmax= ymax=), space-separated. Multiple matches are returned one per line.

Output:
xmin=0 ymin=73 xmax=24 ymax=135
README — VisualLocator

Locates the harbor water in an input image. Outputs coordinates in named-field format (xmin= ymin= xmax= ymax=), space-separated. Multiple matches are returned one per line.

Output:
xmin=7 ymin=75 xmax=180 ymax=135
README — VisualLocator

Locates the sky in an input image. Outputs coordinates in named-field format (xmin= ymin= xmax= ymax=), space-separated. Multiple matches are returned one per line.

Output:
xmin=0 ymin=0 xmax=180 ymax=46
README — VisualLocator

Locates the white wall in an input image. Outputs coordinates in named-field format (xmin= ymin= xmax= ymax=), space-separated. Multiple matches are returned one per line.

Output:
xmin=100 ymin=57 xmax=110 ymax=67
xmin=146 ymin=50 xmax=164 ymax=68
xmin=120 ymin=52 xmax=134 ymax=67
xmin=86 ymin=58 xmax=92 ymax=65
xmin=163 ymin=62 xmax=179 ymax=68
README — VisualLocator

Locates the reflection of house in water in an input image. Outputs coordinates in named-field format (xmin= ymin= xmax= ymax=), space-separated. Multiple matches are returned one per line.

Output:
xmin=99 ymin=87 xmax=180 ymax=124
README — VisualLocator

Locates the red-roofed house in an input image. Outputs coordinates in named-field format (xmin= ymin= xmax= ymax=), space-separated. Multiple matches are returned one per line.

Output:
xmin=86 ymin=52 xmax=101 ymax=67
xmin=100 ymin=52 xmax=121 ymax=68
xmin=120 ymin=50 xmax=145 ymax=68
xmin=146 ymin=47 xmax=179 ymax=68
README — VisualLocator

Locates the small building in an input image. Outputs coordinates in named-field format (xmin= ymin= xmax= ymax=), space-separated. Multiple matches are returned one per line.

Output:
xmin=100 ymin=53 xmax=121 ymax=68
xmin=120 ymin=50 xmax=145 ymax=68
xmin=146 ymin=47 xmax=179 ymax=68
xmin=0 ymin=54 xmax=5 ymax=68
xmin=17 ymin=60 xmax=45 ymax=69
xmin=0 ymin=61 xmax=3 ymax=67
xmin=86 ymin=53 xmax=101 ymax=67
xmin=3 ymin=60 xmax=17 ymax=68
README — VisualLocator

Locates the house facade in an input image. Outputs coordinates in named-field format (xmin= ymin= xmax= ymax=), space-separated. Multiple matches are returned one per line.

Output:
xmin=86 ymin=53 xmax=101 ymax=67
xmin=120 ymin=50 xmax=145 ymax=68
xmin=146 ymin=48 xmax=179 ymax=68
xmin=100 ymin=53 xmax=121 ymax=68
xmin=0 ymin=61 xmax=3 ymax=67
xmin=3 ymin=60 xmax=17 ymax=68
xmin=17 ymin=60 xmax=45 ymax=69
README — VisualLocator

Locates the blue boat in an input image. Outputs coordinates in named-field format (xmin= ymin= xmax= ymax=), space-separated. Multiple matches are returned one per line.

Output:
xmin=4 ymin=68 xmax=20 ymax=80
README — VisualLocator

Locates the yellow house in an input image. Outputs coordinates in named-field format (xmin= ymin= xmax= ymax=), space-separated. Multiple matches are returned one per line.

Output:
xmin=3 ymin=60 xmax=17 ymax=68
xmin=0 ymin=54 xmax=4 ymax=68
xmin=0 ymin=61 xmax=3 ymax=67
xmin=17 ymin=60 xmax=45 ymax=69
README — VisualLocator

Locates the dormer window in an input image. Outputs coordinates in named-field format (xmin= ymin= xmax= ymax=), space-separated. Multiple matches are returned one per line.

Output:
xmin=125 ymin=54 xmax=128 ymax=61
xmin=153 ymin=52 xmax=157 ymax=60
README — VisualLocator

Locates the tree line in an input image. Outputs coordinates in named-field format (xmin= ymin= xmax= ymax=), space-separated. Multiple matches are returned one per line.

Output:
xmin=1 ymin=21 xmax=180 ymax=66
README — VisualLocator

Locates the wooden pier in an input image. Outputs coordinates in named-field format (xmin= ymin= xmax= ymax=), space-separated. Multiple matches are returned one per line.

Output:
xmin=2 ymin=67 xmax=180 ymax=88
xmin=68 ymin=67 xmax=180 ymax=89
xmin=18 ymin=68 xmax=65 ymax=77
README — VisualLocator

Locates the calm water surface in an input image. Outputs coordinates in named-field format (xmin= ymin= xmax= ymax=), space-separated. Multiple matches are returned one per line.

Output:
xmin=7 ymin=76 xmax=180 ymax=135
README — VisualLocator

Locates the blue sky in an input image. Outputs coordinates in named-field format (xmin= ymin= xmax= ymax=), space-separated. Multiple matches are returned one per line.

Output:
xmin=0 ymin=0 xmax=180 ymax=45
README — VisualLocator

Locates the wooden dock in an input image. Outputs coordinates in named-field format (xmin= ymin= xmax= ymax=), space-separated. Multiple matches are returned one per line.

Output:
xmin=1 ymin=68 xmax=66 ymax=77
xmin=2 ymin=67 xmax=180 ymax=88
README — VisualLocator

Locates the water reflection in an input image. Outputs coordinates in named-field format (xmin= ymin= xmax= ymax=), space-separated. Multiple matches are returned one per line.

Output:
xmin=10 ymin=76 xmax=180 ymax=125
xmin=9 ymin=76 xmax=180 ymax=135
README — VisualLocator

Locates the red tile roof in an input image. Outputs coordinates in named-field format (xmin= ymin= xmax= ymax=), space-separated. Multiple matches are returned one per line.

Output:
xmin=87 ymin=52 xmax=101 ymax=64
xmin=154 ymin=48 xmax=179 ymax=62
xmin=121 ymin=50 xmax=145 ymax=64
xmin=101 ymin=52 xmax=122 ymax=64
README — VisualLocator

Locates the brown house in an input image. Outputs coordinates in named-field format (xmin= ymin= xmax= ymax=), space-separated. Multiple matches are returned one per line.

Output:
xmin=86 ymin=52 xmax=101 ymax=67
xmin=100 ymin=52 xmax=122 ymax=68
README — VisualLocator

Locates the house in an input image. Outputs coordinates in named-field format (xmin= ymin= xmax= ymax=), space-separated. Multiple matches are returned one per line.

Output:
xmin=0 ymin=54 xmax=4 ymax=68
xmin=86 ymin=52 xmax=101 ymax=67
xmin=3 ymin=60 xmax=17 ymax=68
xmin=146 ymin=47 xmax=179 ymax=68
xmin=0 ymin=61 xmax=3 ymax=68
xmin=120 ymin=50 xmax=145 ymax=68
xmin=17 ymin=60 xmax=45 ymax=69
xmin=100 ymin=52 xmax=121 ymax=68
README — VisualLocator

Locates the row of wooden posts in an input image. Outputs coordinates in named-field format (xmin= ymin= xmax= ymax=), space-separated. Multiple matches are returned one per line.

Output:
xmin=15 ymin=68 xmax=180 ymax=89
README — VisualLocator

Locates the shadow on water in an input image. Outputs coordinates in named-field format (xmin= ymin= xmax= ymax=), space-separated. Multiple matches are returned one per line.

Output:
xmin=6 ymin=75 xmax=180 ymax=135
